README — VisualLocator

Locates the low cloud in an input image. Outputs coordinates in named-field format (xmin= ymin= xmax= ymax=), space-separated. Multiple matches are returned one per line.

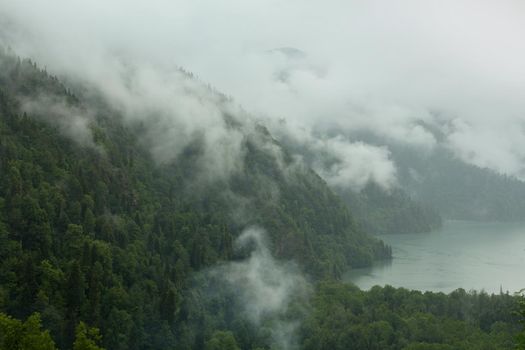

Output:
xmin=270 ymin=122 xmax=397 ymax=191
xmin=444 ymin=117 xmax=525 ymax=179
xmin=208 ymin=227 xmax=310 ymax=350
xmin=313 ymin=137 xmax=397 ymax=191
xmin=20 ymin=94 xmax=98 ymax=149
xmin=78 ymin=58 xmax=252 ymax=182
xmin=2 ymin=0 xmax=525 ymax=183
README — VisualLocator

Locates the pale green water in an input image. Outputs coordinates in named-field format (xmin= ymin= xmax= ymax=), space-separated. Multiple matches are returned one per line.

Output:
xmin=345 ymin=221 xmax=525 ymax=294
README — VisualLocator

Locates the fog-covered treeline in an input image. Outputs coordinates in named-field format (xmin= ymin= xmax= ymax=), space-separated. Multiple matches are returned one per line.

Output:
xmin=0 ymin=49 xmax=392 ymax=349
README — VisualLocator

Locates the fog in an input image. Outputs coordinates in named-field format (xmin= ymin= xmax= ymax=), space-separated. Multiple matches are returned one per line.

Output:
xmin=20 ymin=93 xmax=100 ymax=150
xmin=2 ymin=0 xmax=525 ymax=185
xmin=205 ymin=227 xmax=310 ymax=350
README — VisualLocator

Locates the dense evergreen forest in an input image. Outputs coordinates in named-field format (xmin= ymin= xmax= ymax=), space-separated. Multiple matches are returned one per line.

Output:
xmin=339 ymin=182 xmax=442 ymax=235
xmin=0 ymin=49 xmax=523 ymax=349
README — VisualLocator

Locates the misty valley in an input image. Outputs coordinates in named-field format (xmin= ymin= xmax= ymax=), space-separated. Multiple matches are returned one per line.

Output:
xmin=2 ymin=2 xmax=525 ymax=349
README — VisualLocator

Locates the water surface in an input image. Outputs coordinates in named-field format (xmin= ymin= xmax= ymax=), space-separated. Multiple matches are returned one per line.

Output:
xmin=345 ymin=221 xmax=525 ymax=294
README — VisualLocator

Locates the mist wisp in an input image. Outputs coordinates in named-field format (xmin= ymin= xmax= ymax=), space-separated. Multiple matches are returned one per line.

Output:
xmin=207 ymin=226 xmax=310 ymax=350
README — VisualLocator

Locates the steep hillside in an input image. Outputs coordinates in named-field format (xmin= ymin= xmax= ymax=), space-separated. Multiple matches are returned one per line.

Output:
xmin=393 ymin=147 xmax=525 ymax=221
xmin=342 ymin=130 xmax=525 ymax=222
xmin=340 ymin=182 xmax=442 ymax=234
xmin=0 ymin=50 xmax=390 ymax=348
xmin=273 ymin=128 xmax=443 ymax=234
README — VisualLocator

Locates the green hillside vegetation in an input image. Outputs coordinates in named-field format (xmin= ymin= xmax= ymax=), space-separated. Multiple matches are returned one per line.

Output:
xmin=0 ymin=49 xmax=522 ymax=349
xmin=3 ymin=285 xmax=521 ymax=350
xmin=0 ymin=49 xmax=390 ymax=348
xmin=300 ymin=283 xmax=521 ymax=350
xmin=340 ymin=182 xmax=442 ymax=235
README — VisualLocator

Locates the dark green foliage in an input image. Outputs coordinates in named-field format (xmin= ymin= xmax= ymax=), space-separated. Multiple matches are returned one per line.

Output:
xmin=0 ymin=313 xmax=105 ymax=350
xmin=0 ymin=49 xmax=389 ymax=348
xmin=205 ymin=331 xmax=240 ymax=350
xmin=73 ymin=322 xmax=104 ymax=350
xmin=2 ymin=285 xmax=521 ymax=350
xmin=0 ymin=48 xmax=520 ymax=350
xmin=0 ymin=312 xmax=57 ymax=350
xmin=299 ymin=283 xmax=519 ymax=350
xmin=516 ymin=295 xmax=525 ymax=349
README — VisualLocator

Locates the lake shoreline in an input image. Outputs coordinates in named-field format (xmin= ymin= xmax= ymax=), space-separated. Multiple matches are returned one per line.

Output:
xmin=346 ymin=220 xmax=525 ymax=294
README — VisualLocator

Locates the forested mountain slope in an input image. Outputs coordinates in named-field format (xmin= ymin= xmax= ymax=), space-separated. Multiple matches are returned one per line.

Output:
xmin=340 ymin=182 xmax=442 ymax=235
xmin=0 ymin=50 xmax=390 ymax=349
xmin=349 ymin=131 xmax=525 ymax=222
xmin=1 ymin=50 xmax=522 ymax=350
xmin=396 ymin=148 xmax=525 ymax=221
xmin=273 ymin=129 xmax=443 ymax=234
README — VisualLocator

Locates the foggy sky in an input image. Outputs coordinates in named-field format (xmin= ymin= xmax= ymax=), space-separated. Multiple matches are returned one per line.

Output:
xmin=2 ymin=0 xmax=525 ymax=187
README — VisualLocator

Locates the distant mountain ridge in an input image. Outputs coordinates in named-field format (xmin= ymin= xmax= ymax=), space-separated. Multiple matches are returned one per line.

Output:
xmin=346 ymin=129 xmax=525 ymax=222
